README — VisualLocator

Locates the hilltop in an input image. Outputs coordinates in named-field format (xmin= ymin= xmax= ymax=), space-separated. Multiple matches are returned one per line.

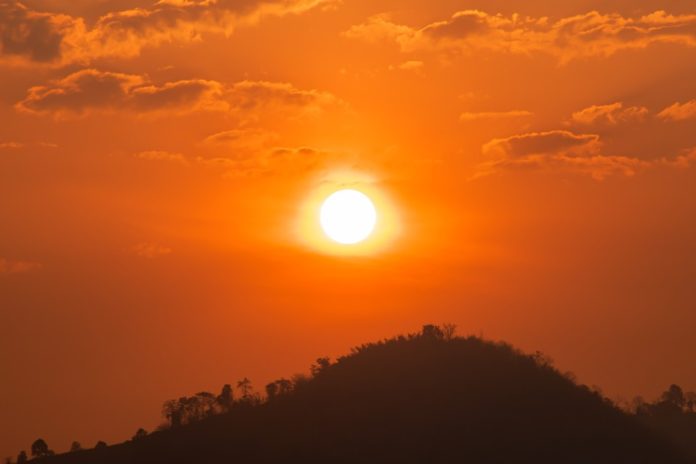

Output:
xmin=23 ymin=325 xmax=692 ymax=463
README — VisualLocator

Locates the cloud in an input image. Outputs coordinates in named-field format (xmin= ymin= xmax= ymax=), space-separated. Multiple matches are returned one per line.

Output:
xmin=343 ymin=14 xmax=415 ymax=46
xmin=0 ymin=258 xmax=42 ymax=274
xmin=477 ymin=130 xmax=647 ymax=181
xmin=483 ymin=130 xmax=601 ymax=158
xmin=388 ymin=60 xmax=424 ymax=72
xmin=16 ymin=69 xmax=339 ymax=118
xmin=132 ymin=242 xmax=172 ymax=258
xmin=135 ymin=150 xmax=189 ymax=165
xmin=345 ymin=10 xmax=696 ymax=62
xmin=0 ymin=141 xmax=24 ymax=149
xmin=459 ymin=110 xmax=532 ymax=122
xmin=661 ymin=148 xmax=696 ymax=168
xmin=657 ymin=99 xmax=696 ymax=121
xmin=198 ymin=146 xmax=324 ymax=177
xmin=1 ymin=0 xmax=336 ymax=65
xmin=0 ymin=2 xmax=85 ymax=64
xmin=571 ymin=102 xmax=648 ymax=126
xmin=476 ymin=130 xmax=696 ymax=180
xmin=16 ymin=69 xmax=222 ymax=117
xmin=226 ymin=80 xmax=343 ymax=118
xmin=203 ymin=127 xmax=278 ymax=153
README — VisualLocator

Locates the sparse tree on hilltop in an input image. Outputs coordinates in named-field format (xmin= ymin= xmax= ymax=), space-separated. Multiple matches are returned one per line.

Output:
xmin=16 ymin=452 xmax=26 ymax=464
xmin=70 ymin=441 xmax=82 ymax=452
xmin=30 ymin=439 xmax=53 ymax=458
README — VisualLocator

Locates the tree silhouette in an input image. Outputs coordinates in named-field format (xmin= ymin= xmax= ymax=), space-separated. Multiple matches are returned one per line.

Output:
xmin=184 ymin=393 xmax=217 ymax=421
xmin=266 ymin=378 xmax=293 ymax=400
xmin=132 ymin=429 xmax=148 ymax=441
xmin=686 ymin=392 xmax=696 ymax=413
xmin=661 ymin=384 xmax=686 ymax=409
xmin=15 ymin=452 xmax=26 ymax=464
xmin=310 ymin=357 xmax=331 ymax=376
xmin=236 ymin=378 xmax=253 ymax=402
xmin=14 ymin=325 xmax=695 ymax=464
xmin=30 ymin=439 xmax=53 ymax=458
xmin=94 ymin=441 xmax=107 ymax=450
xmin=265 ymin=381 xmax=278 ymax=400
xmin=69 ymin=442 xmax=82 ymax=452
xmin=421 ymin=324 xmax=444 ymax=340
xmin=276 ymin=378 xmax=292 ymax=395
xmin=631 ymin=383 xmax=696 ymax=456
xmin=217 ymin=384 xmax=234 ymax=412
xmin=162 ymin=398 xmax=184 ymax=427
xmin=442 ymin=323 xmax=457 ymax=340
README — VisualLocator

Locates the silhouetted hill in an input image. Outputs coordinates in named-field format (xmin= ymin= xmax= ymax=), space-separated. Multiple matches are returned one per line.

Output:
xmin=29 ymin=326 xmax=692 ymax=463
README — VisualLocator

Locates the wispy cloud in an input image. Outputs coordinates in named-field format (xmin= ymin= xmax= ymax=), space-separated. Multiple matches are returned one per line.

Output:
xmin=571 ymin=102 xmax=648 ymax=126
xmin=131 ymin=242 xmax=172 ymax=259
xmin=657 ymin=99 xmax=696 ymax=121
xmin=345 ymin=10 xmax=696 ymax=63
xmin=460 ymin=110 xmax=532 ymax=122
xmin=0 ymin=258 xmax=42 ymax=274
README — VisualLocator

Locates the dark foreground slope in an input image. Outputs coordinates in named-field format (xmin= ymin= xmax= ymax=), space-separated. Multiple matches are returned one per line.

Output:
xmin=38 ymin=328 xmax=691 ymax=464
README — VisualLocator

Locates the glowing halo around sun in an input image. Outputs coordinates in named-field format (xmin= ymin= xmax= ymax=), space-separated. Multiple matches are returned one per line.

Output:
xmin=295 ymin=170 xmax=400 ymax=255
xmin=320 ymin=189 xmax=377 ymax=244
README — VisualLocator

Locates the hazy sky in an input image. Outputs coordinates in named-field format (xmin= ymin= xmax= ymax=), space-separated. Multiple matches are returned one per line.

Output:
xmin=1 ymin=0 xmax=696 ymax=458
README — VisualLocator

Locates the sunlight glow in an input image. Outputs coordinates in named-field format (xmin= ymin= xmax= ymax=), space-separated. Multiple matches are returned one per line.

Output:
xmin=320 ymin=189 xmax=377 ymax=244
xmin=295 ymin=169 xmax=400 ymax=256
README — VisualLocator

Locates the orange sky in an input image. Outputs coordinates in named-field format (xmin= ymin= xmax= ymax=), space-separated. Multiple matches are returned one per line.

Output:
xmin=1 ymin=0 xmax=696 ymax=457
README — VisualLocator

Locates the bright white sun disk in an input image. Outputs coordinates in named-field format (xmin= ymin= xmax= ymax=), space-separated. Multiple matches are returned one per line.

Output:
xmin=320 ymin=189 xmax=377 ymax=244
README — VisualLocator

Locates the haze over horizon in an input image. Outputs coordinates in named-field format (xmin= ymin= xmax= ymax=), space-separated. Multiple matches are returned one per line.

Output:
xmin=1 ymin=0 xmax=695 ymax=458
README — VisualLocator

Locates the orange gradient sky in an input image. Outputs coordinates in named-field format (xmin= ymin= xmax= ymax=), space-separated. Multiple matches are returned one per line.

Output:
xmin=1 ymin=0 xmax=696 ymax=457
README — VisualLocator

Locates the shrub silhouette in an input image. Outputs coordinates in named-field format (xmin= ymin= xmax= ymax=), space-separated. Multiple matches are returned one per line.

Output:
xmin=17 ymin=326 xmax=695 ymax=463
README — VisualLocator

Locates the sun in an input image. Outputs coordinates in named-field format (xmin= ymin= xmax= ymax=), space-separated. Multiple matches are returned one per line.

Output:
xmin=319 ymin=189 xmax=378 ymax=244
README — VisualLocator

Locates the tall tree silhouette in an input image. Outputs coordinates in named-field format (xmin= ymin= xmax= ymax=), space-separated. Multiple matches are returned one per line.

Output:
xmin=217 ymin=384 xmax=234 ymax=412
xmin=15 ymin=452 xmax=26 ymax=464
xmin=69 ymin=442 xmax=82 ymax=452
